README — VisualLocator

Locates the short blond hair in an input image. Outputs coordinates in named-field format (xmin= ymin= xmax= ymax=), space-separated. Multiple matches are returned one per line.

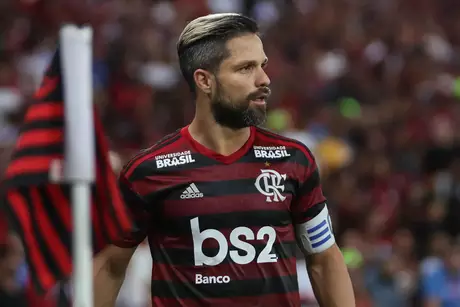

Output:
xmin=177 ymin=13 xmax=258 ymax=92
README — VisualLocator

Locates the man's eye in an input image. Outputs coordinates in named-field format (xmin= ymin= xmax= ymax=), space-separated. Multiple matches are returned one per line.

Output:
xmin=240 ymin=65 xmax=253 ymax=72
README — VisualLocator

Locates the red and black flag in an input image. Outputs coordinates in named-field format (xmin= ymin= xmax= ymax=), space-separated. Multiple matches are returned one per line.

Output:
xmin=0 ymin=48 xmax=132 ymax=294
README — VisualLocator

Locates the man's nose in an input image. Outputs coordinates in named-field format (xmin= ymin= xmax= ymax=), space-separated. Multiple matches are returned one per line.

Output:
xmin=255 ymin=68 xmax=270 ymax=88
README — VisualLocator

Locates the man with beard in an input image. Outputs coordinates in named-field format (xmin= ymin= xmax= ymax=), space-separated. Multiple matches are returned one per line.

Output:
xmin=94 ymin=13 xmax=354 ymax=307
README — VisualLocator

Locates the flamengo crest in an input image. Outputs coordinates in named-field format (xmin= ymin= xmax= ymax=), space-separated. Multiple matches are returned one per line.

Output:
xmin=254 ymin=169 xmax=287 ymax=202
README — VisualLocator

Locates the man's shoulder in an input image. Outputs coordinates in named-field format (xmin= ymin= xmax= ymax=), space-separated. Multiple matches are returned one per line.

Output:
xmin=254 ymin=126 xmax=316 ymax=166
xmin=120 ymin=129 xmax=187 ymax=180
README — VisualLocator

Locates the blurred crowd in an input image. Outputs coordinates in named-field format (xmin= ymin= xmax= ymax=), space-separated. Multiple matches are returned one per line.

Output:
xmin=1 ymin=0 xmax=460 ymax=306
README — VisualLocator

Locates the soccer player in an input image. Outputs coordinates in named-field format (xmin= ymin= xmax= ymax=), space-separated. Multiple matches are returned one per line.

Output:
xmin=94 ymin=13 xmax=354 ymax=307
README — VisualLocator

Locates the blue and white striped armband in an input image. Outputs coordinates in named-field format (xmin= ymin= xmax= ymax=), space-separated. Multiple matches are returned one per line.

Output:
xmin=295 ymin=205 xmax=335 ymax=254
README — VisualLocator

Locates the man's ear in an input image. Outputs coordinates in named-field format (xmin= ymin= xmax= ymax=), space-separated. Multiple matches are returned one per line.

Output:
xmin=193 ymin=69 xmax=213 ymax=94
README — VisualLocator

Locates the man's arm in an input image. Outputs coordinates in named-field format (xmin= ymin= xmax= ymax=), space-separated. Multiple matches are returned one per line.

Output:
xmin=93 ymin=245 xmax=136 ymax=307
xmin=295 ymin=205 xmax=355 ymax=307
xmin=305 ymin=244 xmax=354 ymax=307
xmin=93 ymin=167 xmax=151 ymax=307
xmin=290 ymin=147 xmax=354 ymax=306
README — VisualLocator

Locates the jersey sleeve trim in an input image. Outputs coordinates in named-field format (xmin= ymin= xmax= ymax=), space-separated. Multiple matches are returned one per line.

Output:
xmin=113 ymin=174 xmax=151 ymax=248
xmin=113 ymin=238 xmax=143 ymax=248
xmin=297 ymin=201 xmax=326 ymax=222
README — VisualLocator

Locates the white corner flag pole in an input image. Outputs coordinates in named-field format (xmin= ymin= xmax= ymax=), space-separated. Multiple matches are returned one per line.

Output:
xmin=60 ymin=25 xmax=95 ymax=307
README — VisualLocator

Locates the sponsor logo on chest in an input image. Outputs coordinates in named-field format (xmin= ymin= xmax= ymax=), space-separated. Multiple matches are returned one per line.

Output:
xmin=253 ymin=146 xmax=291 ymax=159
xmin=155 ymin=150 xmax=195 ymax=169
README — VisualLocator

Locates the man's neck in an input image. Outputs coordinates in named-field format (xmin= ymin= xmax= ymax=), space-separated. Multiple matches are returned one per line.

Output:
xmin=188 ymin=115 xmax=251 ymax=156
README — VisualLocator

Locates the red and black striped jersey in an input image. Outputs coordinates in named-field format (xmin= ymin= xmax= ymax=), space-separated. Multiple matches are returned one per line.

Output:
xmin=116 ymin=125 xmax=326 ymax=307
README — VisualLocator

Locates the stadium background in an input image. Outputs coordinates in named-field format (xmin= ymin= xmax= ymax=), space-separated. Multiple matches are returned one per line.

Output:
xmin=1 ymin=0 xmax=460 ymax=306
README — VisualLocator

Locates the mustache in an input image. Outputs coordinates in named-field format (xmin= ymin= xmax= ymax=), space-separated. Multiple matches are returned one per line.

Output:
xmin=247 ymin=87 xmax=271 ymax=101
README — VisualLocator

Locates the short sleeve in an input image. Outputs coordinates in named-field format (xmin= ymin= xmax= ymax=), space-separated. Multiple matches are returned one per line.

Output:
xmin=291 ymin=159 xmax=327 ymax=225
xmin=113 ymin=173 xmax=151 ymax=248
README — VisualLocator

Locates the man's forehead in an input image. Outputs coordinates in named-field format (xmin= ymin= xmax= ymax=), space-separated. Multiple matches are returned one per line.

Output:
xmin=224 ymin=34 xmax=266 ymax=61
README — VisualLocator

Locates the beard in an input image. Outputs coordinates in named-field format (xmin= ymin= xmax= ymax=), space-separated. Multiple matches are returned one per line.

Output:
xmin=210 ymin=81 xmax=270 ymax=130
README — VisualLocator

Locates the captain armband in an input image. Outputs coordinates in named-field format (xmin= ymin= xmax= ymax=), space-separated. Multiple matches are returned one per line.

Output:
xmin=295 ymin=205 xmax=335 ymax=254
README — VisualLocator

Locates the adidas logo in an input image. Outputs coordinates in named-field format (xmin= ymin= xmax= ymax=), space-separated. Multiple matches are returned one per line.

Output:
xmin=181 ymin=183 xmax=204 ymax=199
